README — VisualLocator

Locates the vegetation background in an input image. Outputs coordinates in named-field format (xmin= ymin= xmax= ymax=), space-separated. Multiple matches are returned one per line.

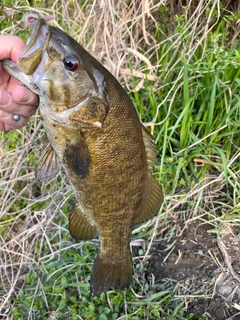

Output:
xmin=0 ymin=0 xmax=239 ymax=319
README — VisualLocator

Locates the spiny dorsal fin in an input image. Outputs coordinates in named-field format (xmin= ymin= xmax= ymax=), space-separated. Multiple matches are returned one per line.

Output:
xmin=35 ymin=143 xmax=61 ymax=181
xmin=69 ymin=201 xmax=98 ymax=240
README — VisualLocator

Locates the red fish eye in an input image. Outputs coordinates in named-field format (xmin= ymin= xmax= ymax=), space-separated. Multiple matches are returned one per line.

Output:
xmin=63 ymin=56 xmax=79 ymax=71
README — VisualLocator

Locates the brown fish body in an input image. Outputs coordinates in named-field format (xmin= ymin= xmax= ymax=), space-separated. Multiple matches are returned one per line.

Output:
xmin=2 ymin=17 xmax=163 ymax=295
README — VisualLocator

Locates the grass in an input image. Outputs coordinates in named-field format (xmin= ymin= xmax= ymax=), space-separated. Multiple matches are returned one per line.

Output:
xmin=0 ymin=0 xmax=240 ymax=319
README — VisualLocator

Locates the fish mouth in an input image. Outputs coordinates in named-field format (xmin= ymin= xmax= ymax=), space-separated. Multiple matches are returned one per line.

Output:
xmin=39 ymin=95 xmax=90 ymax=129
xmin=17 ymin=18 xmax=51 ymax=75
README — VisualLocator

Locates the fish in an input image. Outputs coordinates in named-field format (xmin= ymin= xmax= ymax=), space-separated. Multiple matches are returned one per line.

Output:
xmin=2 ymin=15 xmax=163 ymax=296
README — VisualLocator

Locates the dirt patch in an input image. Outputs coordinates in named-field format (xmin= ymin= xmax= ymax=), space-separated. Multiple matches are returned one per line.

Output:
xmin=147 ymin=221 xmax=240 ymax=319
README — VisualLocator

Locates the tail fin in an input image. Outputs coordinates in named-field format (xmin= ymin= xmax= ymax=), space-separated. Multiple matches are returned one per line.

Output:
xmin=90 ymin=251 xmax=133 ymax=296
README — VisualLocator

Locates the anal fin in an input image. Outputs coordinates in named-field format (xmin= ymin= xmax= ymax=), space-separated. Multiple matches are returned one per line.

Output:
xmin=69 ymin=201 xmax=98 ymax=240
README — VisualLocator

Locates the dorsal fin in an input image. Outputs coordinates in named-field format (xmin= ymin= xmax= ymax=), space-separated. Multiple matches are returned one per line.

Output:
xmin=141 ymin=125 xmax=158 ymax=174
xmin=134 ymin=175 xmax=163 ymax=225
xmin=134 ymin=126 xmax=163 ymax=225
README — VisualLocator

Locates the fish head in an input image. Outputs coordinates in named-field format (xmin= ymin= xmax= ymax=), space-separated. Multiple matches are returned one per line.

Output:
xmin=2 ymin=18 xmax=107 ymax=126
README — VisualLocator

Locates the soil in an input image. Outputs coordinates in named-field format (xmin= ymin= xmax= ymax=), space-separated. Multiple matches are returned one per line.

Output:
xmin=147 ymin=221 xmax=240 ymax=320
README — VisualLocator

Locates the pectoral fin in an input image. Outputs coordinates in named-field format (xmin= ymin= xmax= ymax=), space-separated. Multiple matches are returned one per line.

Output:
xmin=35 ymin=143 xmax=60 ymax=181
xmin=65 ymin=135 xmax=90 ymax=178
xmin=69 ymin=201 xmax=98 ymax=240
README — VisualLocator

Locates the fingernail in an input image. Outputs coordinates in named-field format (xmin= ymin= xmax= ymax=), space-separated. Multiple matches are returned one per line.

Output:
xmin=0 ymin=90 xmax=11 ymax=106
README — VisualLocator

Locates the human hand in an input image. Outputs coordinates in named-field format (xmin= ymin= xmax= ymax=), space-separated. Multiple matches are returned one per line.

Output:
xmin=0 ymin=35 xmax=39 ymax=131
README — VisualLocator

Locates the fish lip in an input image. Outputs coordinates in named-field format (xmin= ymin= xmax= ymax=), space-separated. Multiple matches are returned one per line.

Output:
xmin=25 ymin=18 xmax=47 ymax=50
xmin=17 ymin=18 xmax=51 ymax=75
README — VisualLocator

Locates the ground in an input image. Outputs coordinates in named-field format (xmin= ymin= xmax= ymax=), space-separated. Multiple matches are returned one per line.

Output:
xmin=147 ymin=220 xmax=240 ymax=319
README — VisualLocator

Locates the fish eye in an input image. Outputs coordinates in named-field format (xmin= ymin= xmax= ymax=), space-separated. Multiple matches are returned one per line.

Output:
xmin=63 ymin=56 xmax=79 ymax=71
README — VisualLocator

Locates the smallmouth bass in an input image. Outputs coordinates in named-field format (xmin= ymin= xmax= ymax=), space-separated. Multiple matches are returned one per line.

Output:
xmin=2 ymin=15 xmax=163 ymax=296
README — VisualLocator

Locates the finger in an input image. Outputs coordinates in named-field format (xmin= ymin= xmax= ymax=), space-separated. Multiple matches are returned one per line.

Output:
xmin=12 ymin=85 xmax=39 ymax=107
xmin=0 ymin=88 xmax=11 ymax=106
xmin=0 ymin=35 xmax=26 ymax=62
xmin=1 ymin=103 xmax=37 ymax=118
xmin=0 ymin=89 xmax=38 ymax=118
xmin=0 ymin=110 xmax=28 ymax=131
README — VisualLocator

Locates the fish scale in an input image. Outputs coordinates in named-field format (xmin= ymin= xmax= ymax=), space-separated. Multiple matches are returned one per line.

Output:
xmin=2 ymin=14 xmax=163 ymax=296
